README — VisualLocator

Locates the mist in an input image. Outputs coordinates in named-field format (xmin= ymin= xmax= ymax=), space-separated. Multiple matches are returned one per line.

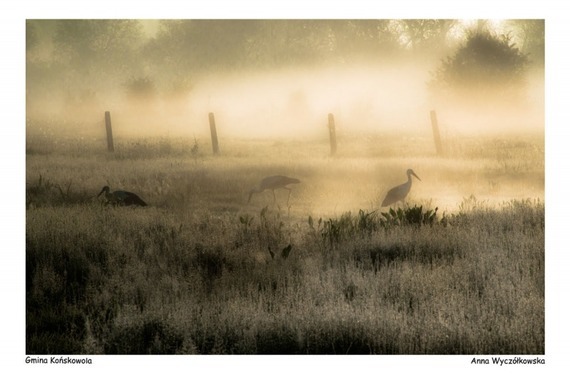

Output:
xmin=26 ymin=61 xmax=544 ymax=140
xmin=25 ymin=19 xmax=544 ymax=215
xmin=24 ymin=19 xmax=546 ymax=357
xmin=26 ymin=20 xmax=544 ymax=140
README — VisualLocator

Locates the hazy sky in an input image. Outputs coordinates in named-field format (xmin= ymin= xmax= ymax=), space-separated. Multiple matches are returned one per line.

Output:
xmin=25 ymin=18 xmax=544 ymax=139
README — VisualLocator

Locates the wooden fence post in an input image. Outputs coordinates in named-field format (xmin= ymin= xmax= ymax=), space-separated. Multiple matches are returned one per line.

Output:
xmin=208 ymin=112 xmax=220 ymax=155
xmin=328 ymin=113 xmax=337 ymax=156
xmin=430 ymin=110 xmax=443 ymax=156
xmin=104 ymin=111 xmax=114 ymax=152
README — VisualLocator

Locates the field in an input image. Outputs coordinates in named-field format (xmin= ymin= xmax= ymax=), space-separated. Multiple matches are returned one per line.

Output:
xmin=25 ymin=127 xmax=544 ymax=354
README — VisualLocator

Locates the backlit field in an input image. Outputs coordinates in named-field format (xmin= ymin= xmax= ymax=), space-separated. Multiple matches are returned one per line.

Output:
xmin=26 ymin=129 xmax=544 ymax=354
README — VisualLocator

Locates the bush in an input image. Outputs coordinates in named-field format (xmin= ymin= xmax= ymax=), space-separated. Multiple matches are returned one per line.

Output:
xmin=124 ymin=76 xmax=156 ymax=100
xmin=430 ymin=31 xmax=528 ymax=102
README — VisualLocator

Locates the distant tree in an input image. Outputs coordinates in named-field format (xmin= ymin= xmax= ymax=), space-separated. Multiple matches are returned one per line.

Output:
xmin=429 ymin=31 xmax=528 ymax=102
xmin=396 ymin=19 xmax=457 ymax=56
xmin=329 ymin=20 xmax=401 ymax=60
xmin=53 ymin=20 xmax=144 ymax=81
xmin=140 ymin=19 xmax=261 ymax=93
xmin=43 ymin=20 xmax=146 ymax=114
xmin=505 ymin=19 xmax=544 ymax=67
xmin=143 ymin=19 xmax=406 ymax=73
xmin=257 ymin=20 xmax=336 ymax=65
xmin=123 ymin=76 xmax=156 ymax=101
xmin=144 ymin=20 xmax=260 ymax=73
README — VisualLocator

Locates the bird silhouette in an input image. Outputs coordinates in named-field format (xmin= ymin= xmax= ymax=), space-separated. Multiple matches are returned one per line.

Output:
xmin=97 ymin=186 xmax=147 ymax=207
xmin=248 ymin=175 xmax=300 ymax=204
xmin=381 ymin=169 xmax=421 ymax=207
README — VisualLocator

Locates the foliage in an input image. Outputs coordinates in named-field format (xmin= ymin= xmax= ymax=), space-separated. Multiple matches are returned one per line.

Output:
xmin=143 ymin=20 xmax=403 ymax=73
xmin=310 ymin=206 xmax=441 ymax=250
xmin=380 ymin=205 xmax=439 ymax=227
xmin=53 ymin=20 xmax=143 ymax=70
xmin=396 ymin=20 xmax=456 ymax=54
xmin=27 ymin=175 xmax=92 ymax=208
xmin=505 ymin=20 xmax=544 ymax=66
xmin=430 ymin=31 xmax=528 ymax=102
xmin=25 ymin=19 xmax=544 ymax=115
xmin=24 ymin=19 xmax=545 ymax=134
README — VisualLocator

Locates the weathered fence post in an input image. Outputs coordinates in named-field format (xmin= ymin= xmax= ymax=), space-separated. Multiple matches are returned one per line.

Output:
xmin=328 ymin=113 xmax=337 ymax=156
xmin=208 ymin=112 xmax=220 ymax=155
xmin=104 ymin=111 xmax=114 ymax=152
xmin=430 ymin=110 xmax=443 ymax=156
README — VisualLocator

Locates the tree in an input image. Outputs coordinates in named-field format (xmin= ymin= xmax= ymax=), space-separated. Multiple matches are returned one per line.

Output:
xmin=328 ymin=20 xmax=401 ymax=61
xmin=53 ymin=20 xmax=145 ymax=83
xmin=395 ymin=19 xmax=457 ymax=57
xmin=429 ymin=31 xmax=529 ymax=103
xmin=505 ymin=19 xmax=544 ymax=67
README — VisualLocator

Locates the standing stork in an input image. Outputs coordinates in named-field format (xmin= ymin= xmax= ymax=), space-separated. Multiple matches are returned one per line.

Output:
xmin=248 ymin=175 xmax=300 ymax=204
xmin=97 ymin=186 xmax=148 ymax=207
xmin=381 ymin=169 xmax=421 ymax=207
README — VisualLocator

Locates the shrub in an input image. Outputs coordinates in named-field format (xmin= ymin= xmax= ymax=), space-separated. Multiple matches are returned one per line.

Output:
xmin=430 ymin=31 xmax=528 ymax=102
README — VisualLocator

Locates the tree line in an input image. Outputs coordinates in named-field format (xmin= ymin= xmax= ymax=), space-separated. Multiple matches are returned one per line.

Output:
xmin=26 ymin=19 xmax=543 ymax=110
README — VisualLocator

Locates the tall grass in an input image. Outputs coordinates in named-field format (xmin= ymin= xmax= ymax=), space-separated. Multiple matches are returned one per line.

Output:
xmin=26 ymin=200 xmax=544 ymax=354
xmin=26 ymin=133 xmax=544 ymax=354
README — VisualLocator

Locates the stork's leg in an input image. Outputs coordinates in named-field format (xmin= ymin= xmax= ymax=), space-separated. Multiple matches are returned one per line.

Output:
xmin=272 ymin=190 xmax=277 ymax=204
xmin=286 ymin=187 xmax=292 ymax=205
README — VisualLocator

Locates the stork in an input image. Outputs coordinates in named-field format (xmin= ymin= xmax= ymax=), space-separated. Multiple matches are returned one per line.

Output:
xmin=381 ymin=169 xmax=421 ymax=207
xmin=248 ymin=175 xmax=300 ymax=204
xmin=97 ymin=186 xmax=148 ymax=207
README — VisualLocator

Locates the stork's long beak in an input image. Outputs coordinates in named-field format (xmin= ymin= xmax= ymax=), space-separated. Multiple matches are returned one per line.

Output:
xmin=412 ymin=172 xmax=421 ymax=181
xmin=97 ymin=188 xmax=105 ymax=197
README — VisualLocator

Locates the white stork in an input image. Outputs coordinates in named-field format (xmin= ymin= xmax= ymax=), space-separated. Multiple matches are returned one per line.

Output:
xmin=97 ymin=186 xmax=148 ymax=207
xmin=248 ymin=175 xmax=300 ymax=204
xmin=381 ymin=169 xmax=421 ymax=207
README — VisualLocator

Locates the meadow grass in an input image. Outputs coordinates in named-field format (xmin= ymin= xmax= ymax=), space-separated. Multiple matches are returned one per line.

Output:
xmin=25 ymin=131 xmax=544 ymax=354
